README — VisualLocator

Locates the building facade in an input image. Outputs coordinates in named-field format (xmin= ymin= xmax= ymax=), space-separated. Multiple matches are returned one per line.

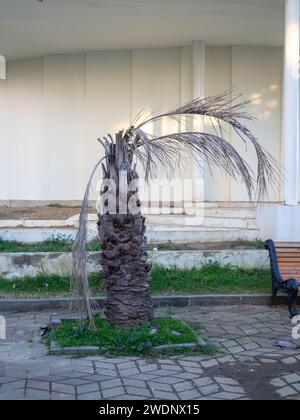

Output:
xmin=0 ymin=0 xmax=299 ymax=239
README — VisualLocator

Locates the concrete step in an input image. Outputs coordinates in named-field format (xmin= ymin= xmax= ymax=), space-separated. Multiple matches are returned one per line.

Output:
xmin=0 ymin=203 xmax=261 ymax=244
xmin=203 ymin=207 xmax=256 ymax=218
xmin=0 ymin=208 xmax=257 ymax=229
xmin=146 ymin=225 xmax=260 ymax=243
xmin=0 ymin=225 xmax=261 ymax=244
xmin=145 ymin=214 xmax=256 ymax=229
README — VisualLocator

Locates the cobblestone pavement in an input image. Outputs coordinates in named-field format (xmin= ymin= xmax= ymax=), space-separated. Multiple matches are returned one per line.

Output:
xmin=0 ymin=305 xmax=300 ymax=400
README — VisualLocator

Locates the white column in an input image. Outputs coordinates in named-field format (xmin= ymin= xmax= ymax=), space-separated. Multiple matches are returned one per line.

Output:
xmin=192 ymin=41 xmax=205 ymax=202
xmin=283 ymin=0 xmax=300 ymax=205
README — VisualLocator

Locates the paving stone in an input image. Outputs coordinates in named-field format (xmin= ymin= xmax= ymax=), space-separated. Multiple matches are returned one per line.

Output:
xmin=150 ymin=376 xmax=184 ymax=385
xmin=27 ymin=379 xmax=50 ymax=391
xmin=220 ymin=384 xmax=245 ymax=394
xmin=81 ymin=374 xmax=113 ymax=382
xmin=223 ymin=340 xmax=238 ymax=348
xmin=173 ymin=381 xmax=194 ymax=392
xmin=292 ymin=383 xmax=300 ymax=392
xmin=0 ymin=380 xmax=26 ymax=391
xmin=178 ymin=360 xmax=201 ymax=368
xmin=119 ymin=367 xmax=140 ymax=376
xmin=0 ymin=389 xmax=25 ymax=400
xmin=148 ymin=382 xmax=173 ymax=392
xmin=215 ymin=377 xmax=239 ymax=386
xmin=152 ymin=390 xmax=179 ymax=400
xmin=178 ymin=389 xmax=201 ymax=400
xmin=277 ymin=386 xmax=298 ymax=398
xmin=182 ymin=366 xmax=203 ymax=374
xmin=117 ymin=362 xmax=137 ymax=370
xmin=173 ymin=372 xmax=200 ymax=380
xmin=122 ymin=378 xmax=147 ymax=388
xmin=77 ymin=391 xmax=102 ymax=400
xmin=198 ymin=384 xmax=220 ymax=396
xmin=282 ymin=357 xmax=298 ymax=365
xmin=159 ymin=364 xmax=183 ymax=372
xmin=284 ymin=374 xmax=300 ymax=384
xmin=229 ymin=346 xmax=244 ymax=354
xmin=59 ymin=378 xmax=91 ymax=386
xmin=50 ymin=392 xmax=76 ymax=400
xmin=271 ymin=378 xmax=287 ymax=388
xmin=243 ymin=343 xmax=260 ymax=351
xmin=125 ymin=386 xmax=151 ymax=397
xmin=51 ymin=383 xmax=76 ymax=395
xmin=193 ymin=377 xmax=214 ymax=387
xmin=217 ymin=356 xmax=235 ymax=364
xmin=77 ymin=382 xmax=100 ymax=394
xmin=102 ymin=386 xmax=125 ymax=399
xmin=25 ymin=389 xmax=50 ymax=400
xmin=139 ymin=364 xmax=158 ymax=373
xmin=95 ymin=368 xmax=118 ymax=377
xmin=200 ymin=359 xmax=219 ymax=368
xmin=100 ymin=378 xmax=122 ymax=390
xmin=210 ymin=392 xmax=244 ymax=400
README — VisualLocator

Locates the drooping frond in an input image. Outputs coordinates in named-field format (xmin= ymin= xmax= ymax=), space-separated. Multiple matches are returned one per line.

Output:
xmin=71 ymin=158 xmax=105 ymax=330
xmin=149 ymin=132 xmax=255 ymax=200
xmin=136 ymin=91 xmax=280 ymax=199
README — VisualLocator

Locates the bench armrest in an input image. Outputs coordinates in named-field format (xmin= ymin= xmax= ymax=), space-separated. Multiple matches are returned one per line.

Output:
xmin=265 ymin=239 xmax=284 ymax=284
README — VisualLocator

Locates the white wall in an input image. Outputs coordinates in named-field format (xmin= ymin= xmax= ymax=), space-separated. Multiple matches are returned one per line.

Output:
xmin=0 ymin=46 xmax=284 ymax=202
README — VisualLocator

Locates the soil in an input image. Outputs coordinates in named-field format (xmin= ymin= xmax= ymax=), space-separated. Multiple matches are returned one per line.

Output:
xmin=0 ymin=206 xmax=93 ymax=220
xmin=207 ymin=361 xmax=298 ymax=401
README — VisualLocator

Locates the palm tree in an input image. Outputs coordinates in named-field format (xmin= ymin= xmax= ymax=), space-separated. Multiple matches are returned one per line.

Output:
xmin=72 ymin=91 xmax=279 ymax=329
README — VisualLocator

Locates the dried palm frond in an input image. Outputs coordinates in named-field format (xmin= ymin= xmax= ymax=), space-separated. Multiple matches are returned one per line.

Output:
xmin=136 ymin=91 xmax=281 ymax=199
xmin=71 ymin=158 xmax=105 ymax=330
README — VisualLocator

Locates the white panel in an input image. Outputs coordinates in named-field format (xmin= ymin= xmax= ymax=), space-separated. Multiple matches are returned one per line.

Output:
xmin=86 ymin=50 xmax=131 ymax=189
xmin=43 ymin=54 xmax=86 ymax=200
xmin=132 ymin=48 xmax=182 ymax=204
xmin=132 ymin=48 xmax=181 ymax=136
xmin=204 ymin=47 xmax=232 ymax=201
xmin=0 ymin=58 xmax=43 ymax=200
xmin=0 ymin=46 xmax=284 ymax=203
xmin=0 ymin=74 xmax=8 ymax=199
xmin=231 ymin=46 xmax=282 ymax=202
xmin=132 ymin=48 xmax=182 ymax=205
xmin=180 ymin=46 xmax=193 ymax=179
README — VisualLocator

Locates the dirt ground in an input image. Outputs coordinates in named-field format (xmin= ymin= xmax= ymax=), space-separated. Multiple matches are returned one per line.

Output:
xmin=0 ymin=206 xmax=94 ymax=220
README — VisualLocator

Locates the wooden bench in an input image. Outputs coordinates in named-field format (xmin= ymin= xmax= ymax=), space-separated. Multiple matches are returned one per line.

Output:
xmin=265 ymin=240 xmax=300 ymax=318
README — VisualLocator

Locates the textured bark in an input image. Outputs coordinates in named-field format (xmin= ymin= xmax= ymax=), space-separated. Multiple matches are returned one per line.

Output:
xmin=98 ymin=213 xmax=154 ymax=328
xmin=97 ymin=131 xmax=154 ymax=328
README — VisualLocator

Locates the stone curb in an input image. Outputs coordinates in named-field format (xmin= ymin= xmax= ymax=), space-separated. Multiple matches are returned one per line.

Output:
xmin=0 ymin=294 xmax=294 ymax=312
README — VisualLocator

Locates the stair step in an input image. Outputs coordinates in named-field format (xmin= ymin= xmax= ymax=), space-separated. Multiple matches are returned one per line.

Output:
xmin=146 ymin=225 xmax=260 ymax=243
xmin=145 ymin=215 xmax=256 ymax=229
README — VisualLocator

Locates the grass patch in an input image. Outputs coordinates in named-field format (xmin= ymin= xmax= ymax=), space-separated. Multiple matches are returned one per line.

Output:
xmin=0 ymin=236 xmax=101 ymax=253
xmin=154 ymin=239 xmax=265 ymax=251
xmin=49 ymin=316 xmax=205 ymax=356
xmin=0 ymin=237 xmax=265 ymax=253
xmin=0 ymin=264 xmax=271 ymax=298
xmin=151 ymin=265 xmax=271 ymax=295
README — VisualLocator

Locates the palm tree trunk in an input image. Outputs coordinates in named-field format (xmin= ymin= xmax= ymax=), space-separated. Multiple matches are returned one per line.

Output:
xmin=97 ymin=131 xmax=154 ymax=328
xmin=98 ymin=214 xmax=153 ymax=328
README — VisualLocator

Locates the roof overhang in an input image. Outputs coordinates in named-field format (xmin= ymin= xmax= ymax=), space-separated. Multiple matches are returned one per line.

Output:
xmin=0 ymin=0 xmax=284 ymax=61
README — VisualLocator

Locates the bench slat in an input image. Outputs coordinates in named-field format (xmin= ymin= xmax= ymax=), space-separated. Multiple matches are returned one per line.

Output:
xmin=277 ymin=254 xmax=300 ymax=261
xmin=275 ymin=242 xmax=300 ymax=248
xmin=276 ymin=249 xmax=300 ymax=253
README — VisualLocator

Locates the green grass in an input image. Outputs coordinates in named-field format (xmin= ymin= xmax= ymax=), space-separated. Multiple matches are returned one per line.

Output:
xmin=0 ymin=237 xmax=265 ymax=253
xmin=0 ymin=264 xmax=271 ymax=297
xmin=49 ymin=316 xmax=202 ymax=356
xmin=0 ymin=236 xmax=102 ymax=253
